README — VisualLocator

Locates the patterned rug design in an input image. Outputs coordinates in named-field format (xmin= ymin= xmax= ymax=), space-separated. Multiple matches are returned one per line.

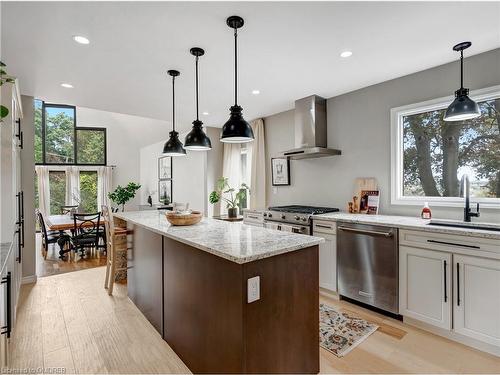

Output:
xmin=320 ymin=303 xmax=379 ymax=357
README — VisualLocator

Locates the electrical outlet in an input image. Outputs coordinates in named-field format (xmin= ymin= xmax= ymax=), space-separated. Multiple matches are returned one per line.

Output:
xmin=273 ymin=187 xmax=278 ymax=194
xmin=247 ymin=276 xmax=260 ymax=303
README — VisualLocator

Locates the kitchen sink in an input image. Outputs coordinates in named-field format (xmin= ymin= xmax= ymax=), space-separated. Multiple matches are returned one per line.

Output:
xmin=427 ymin=219 xmax=500 ymax=232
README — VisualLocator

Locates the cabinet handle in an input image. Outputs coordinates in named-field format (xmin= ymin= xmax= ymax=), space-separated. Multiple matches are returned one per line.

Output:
xmin=427 ymin=239 xmax=480 ymax=249
xmin=315 ymin=224 xmax=333 ymax=229
xmin=338 ymin=226 xmax=393 ymax=237
xmin=456 ymin=263 xmax=460 ymax=307
xmin=443 ymin=260 xmax=447 ymax=303
xmin=15 ymin=119 xmax=23 ymax=149
xmin=1 ymin=272 xmax=11 ymax=338
xmin=246 ymin=215 xmax=260 ymax=220
xmin=20 ymin=131 xmax=24 ymax=149
xmin=16 ymin=229 xmax=22 ymax=263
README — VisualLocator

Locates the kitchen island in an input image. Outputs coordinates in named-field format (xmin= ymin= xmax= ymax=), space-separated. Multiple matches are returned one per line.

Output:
xmin=114 ymin=210 xmax=324 ymax=374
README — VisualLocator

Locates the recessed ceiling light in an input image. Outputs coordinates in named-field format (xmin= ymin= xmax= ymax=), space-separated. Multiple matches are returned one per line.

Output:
xmin=202 ymin=111 xmax=209 ymax=116
xmin=340 ymin=51 xmax=353 ymax=58
xmin=61 ymin=83 xmax=74 ymax=88
xmin=252 ymin=89 xmax=260 ymax=95
xmin=72 ymin=35 xmax=90 ymax=45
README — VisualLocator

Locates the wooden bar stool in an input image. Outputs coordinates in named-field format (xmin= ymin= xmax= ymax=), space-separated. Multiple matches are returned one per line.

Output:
xmin=102 ymin=206 xmax=129 ymax=295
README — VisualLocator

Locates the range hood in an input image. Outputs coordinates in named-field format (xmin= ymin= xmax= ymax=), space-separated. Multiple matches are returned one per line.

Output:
xmin=282 ymin=95 xmax=341 ymax=160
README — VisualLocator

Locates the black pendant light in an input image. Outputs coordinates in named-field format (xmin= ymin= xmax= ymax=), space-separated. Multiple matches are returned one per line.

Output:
xmin=444 ymin=42 xmax=480 ymax=122
xmin=184 ymin=47 xmax=212 ymax=151
xmin=220 ymin=15 xmax=254 ymax=143
xmin=163 ymin=70 xmax=186 ymax=156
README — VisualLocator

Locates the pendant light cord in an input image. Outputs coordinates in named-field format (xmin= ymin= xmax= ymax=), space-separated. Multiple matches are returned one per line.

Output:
xmin=172 ymin=75 xmax=176 ymax=132
xmin=234 ymin=27 xmax=238 ymax=106
xmin=460 ymin=50 xmax=464 ymax=89
xmin=195 ymin=56 xmax=199 ymax=121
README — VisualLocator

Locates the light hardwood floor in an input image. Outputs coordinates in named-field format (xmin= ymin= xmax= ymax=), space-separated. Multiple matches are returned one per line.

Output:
xmin=10 ymin=267 xmax=500 ymax=374
xmin=36 ymin=234 xmax=107 ymax=278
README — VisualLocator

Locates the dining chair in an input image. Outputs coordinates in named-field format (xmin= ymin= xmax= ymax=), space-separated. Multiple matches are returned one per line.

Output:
xmin=36 ymin=210 xmax=70 ymax=260
xmin=71 ymin=212 xmax=101 ymax=258
xmin=102 ymin=205 xmax=128 ymax=295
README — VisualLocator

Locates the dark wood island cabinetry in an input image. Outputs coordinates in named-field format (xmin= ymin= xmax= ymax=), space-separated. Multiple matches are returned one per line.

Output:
xmin=116 ymin=211 xmax=323 ymax=374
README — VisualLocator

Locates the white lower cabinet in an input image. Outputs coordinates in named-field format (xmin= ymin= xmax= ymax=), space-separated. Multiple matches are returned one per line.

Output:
xmin=399 ymin=246 xmax=451 ymax=330
xmin=318 ymin=233 xmax=337 ymax=292
xmin=454 ymin=254 xmax=500 ymax=347
xmin=313 ymin=220 xmax=337 ymax=293
xmin=399 ymin=229 xmax=500 ymax=354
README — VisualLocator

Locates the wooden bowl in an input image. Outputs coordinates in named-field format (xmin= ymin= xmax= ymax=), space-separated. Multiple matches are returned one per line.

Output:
xmin=165 ymin=211 xmax=203 ymax=226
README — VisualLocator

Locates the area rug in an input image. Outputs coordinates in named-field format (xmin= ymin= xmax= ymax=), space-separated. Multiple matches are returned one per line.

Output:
xmin=319 ymin=303 xmax=379 ymax=357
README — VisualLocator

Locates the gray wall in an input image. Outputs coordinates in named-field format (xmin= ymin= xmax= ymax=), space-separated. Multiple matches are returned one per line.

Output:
xmin=265 ymin=48 xmax=500 ymax=223
xmin=206 ymin=127 xmax=223 ymax=217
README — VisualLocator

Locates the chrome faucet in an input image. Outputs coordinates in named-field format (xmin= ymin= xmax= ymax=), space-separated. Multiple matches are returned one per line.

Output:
xmin=460 ymin=174 xmax=480 ymax=222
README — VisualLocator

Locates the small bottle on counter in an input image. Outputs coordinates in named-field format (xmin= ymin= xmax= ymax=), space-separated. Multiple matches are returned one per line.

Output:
xmin=421 ymin=202 xmax=432 ymax=219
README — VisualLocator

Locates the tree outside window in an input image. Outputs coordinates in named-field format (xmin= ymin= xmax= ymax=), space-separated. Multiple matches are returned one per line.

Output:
xmin=402 ymin=97 xmax=500 ymax=199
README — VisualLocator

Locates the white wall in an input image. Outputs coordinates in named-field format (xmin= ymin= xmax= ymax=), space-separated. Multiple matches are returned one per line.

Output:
xmin=265 ymin=48 xmax=500 ymax=223
xmin=139 ymin=128 xmax=223 ymax=215
xmin=76 ymin=106 xmax=170 ymax=210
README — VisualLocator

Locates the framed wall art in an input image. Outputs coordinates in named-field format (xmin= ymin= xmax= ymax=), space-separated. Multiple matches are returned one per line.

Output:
xmin=271 ymin=158 xmax=290 ymax=186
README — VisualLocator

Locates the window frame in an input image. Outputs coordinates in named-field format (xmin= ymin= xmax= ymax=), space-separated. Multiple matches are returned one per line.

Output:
xmin=38 ymin=102 xmax=107 ymax=166
xmin=390 ymin=85 xmax=500 ymax=208
xmin=75 ymin=126 xmax=107 ymax=166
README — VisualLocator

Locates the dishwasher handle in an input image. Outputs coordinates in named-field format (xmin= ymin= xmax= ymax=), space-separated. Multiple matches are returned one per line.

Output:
xmin=338 ymin=226 xmax=394 ymax=237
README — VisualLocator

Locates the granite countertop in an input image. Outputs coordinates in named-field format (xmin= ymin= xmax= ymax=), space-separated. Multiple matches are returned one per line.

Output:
xmin=114 ymin=211 xmax=324 ymax=264
xmin=313 ymin=212 xmax=500 ymax=240
xmin=0 ymin=242 xmax=13 ymax=275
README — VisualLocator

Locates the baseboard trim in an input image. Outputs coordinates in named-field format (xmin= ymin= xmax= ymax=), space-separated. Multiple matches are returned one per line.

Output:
xmin=21 ymin=275 xmax=37 ymax=284
xmin=404 ymin=316 xmax=500 ymax=357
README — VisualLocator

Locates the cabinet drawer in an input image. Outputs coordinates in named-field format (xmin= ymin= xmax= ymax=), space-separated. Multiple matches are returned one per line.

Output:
xmin=399 ymin=229 xmax=500 ymax=259
xmin=312 ymin=220 xmax=336 ymax=235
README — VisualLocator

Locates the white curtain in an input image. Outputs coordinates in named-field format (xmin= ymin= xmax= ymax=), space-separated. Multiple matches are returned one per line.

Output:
xmin=35 ymin=166 xmax=50 ymax=216
xmin=65 ymin=166 xmax=80 ymax=206
xmin=248 ymin=119 xmax=266 ymax=209
xmin=97 ymin=166 xmax=113 ymax=211
xmin=221 ymin=143 xmax=242 ymax=214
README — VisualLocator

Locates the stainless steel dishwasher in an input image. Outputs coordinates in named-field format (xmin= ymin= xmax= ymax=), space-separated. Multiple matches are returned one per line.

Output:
xmin=337 ymin=222 xmax=399 ymax=314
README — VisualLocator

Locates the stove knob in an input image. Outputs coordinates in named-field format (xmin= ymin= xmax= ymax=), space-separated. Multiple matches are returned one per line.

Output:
xmin=302 ymin=217 xmax=307 ymax=222
xmin=294 ymin=215 xmax=300 ymax=221
xmin=281 ymin=214 xmax=286 ymax=220
xmin=268 ymin=213 xmax=272 ymax=218
xmin=263 ymin=213 xmax=268 ymax=217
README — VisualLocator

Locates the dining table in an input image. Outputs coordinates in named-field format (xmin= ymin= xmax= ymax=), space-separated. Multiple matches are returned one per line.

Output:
xmin=46 ymin=214 xmax=107 ymax=258
xmin=46 ymin=214 xmax=106 ymax=231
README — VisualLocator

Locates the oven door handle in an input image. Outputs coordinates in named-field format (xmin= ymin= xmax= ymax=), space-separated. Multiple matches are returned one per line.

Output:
xmin=338 ymin=226 xmax=393 ymax=237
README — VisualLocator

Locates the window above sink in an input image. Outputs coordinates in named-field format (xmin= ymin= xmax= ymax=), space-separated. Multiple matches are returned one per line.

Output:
xmin=390 ymin=85 xmax=500 ymax=208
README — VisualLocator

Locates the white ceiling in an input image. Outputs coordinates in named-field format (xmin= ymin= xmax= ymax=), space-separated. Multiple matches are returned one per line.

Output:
xmin=2 ymin=1 xmax=500 ymax=132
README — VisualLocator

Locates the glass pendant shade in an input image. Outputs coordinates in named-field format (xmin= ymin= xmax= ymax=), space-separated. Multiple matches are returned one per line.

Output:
xmin=220 ymin=105 xmax=254 ymax=143
xmin=163 ymin=69 xmax=186 ymax=156
xmin=185 ymin=120 xmax=212 ymax=150
xmin=444 ymin=88 xmax=481 ymax=121
xmin=163 ymin=130 xmax=186 ymax=156
xmin=184 ymin=47 xmax=212 ymax=150
xmin=444 ymin=41 xmax=480 ymax=122
xmin=220 ymin=15 xmax=254 ymax=143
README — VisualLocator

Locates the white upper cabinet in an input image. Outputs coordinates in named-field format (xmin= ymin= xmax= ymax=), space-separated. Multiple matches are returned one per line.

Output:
xmin=454 ymin=254 xmax=500 ymax=347
xmin=399 ymin=245 xmax=452 ymax=330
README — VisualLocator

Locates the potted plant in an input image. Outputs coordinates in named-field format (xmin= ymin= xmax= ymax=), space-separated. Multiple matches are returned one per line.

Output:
xmin=209 ymin=177 xmax=249 ymax=218
xmin=0 ymin=61 xmax=16 ymax=122
xmin=108 ymin=182 xmax=141 ymax=212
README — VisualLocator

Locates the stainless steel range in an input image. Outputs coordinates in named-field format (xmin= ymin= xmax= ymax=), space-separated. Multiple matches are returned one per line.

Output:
xmin=263 ymin=205 xmax=339 ymax=235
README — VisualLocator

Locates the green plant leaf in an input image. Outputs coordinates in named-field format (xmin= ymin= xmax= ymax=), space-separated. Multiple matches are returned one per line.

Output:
xmin=0 ymin=105 xmax=9 ymax=119
xmin=209 ymin=191 xmax=220 ymax=204
xmin=0 ymin=61 xmax=5 ymax=67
